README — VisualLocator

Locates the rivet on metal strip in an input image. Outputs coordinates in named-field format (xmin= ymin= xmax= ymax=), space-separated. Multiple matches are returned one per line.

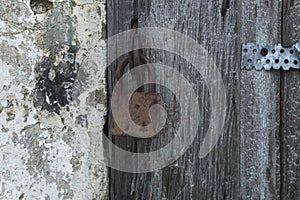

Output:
xmin=241 ymin=41 xmax=300 ymax=70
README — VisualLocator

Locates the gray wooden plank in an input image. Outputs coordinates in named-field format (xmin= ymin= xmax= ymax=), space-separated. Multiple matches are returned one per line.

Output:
xmin=239 ymin=0 xmax=282 ymax=199
xmin=107 ymin=1 xmax=138 ymax=199
xmin=281 ymin=0 xmax=300 ymax=199
xmin=107 ymin=0 xmax=240 ymax=199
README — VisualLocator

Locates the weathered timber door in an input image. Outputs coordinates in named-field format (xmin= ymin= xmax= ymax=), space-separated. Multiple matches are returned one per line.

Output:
xmin=107 ymin=0 xmax=299 ymax=199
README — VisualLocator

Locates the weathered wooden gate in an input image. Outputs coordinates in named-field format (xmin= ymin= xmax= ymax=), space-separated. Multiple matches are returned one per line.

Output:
xmin=107 ymin=0 xmax=299 ymax=199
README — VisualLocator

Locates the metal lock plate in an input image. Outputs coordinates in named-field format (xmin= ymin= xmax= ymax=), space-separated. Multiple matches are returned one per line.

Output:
xmin=110 ymin=92 xmax=161 ymax=137
xmin=241 ymin=41 xmax=300 ymax=70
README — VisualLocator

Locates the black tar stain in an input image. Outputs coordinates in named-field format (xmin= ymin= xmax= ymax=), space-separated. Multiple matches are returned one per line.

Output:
xmin=34 ymin=45 xmax=79 ymax=114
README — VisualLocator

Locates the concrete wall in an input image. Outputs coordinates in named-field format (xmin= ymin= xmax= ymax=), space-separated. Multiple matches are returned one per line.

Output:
xmin=0 ymin=0 xmax=108 ymax=199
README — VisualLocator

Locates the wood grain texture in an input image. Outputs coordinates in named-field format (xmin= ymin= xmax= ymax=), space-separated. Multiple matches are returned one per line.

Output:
xmin=108 ymin=0 xmax=239 ymax=199
xmin=107 ymin=0 xmax=299 ymax=199
xmin=239 ymin=1 xmax=282 ymax=199
xmin=107 ymin=1 xmax=138 ymax=199
xmin=281 ymin=0 xmax=300 ymax=199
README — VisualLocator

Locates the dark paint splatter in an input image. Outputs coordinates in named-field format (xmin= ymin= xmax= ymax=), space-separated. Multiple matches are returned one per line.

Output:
xmin=34 ymin=45 xmax=79 ymax=114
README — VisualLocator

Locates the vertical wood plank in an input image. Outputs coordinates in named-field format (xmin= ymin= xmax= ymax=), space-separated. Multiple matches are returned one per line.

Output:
xmin=137 ymin=1 xmax=240 ymax=199
xmin=108 ymin=0 xmax=241 ymax=199
xmin=239 ymin=0 xmax=281 ymax=199
xmin=281 ymin=0 xmax=300 ymax=199
xmin=107 ymin=1 xmax=137 ymax=199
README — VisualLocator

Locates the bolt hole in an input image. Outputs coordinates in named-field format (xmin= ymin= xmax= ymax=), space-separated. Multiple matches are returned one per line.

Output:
xmin=290 ymin=50 xmax=294 ymax=54
xmin=247 ymin=59 xmax=252 ymax=63
xmin=253 ymin=49 xmax=257 ymax=53
xmin=284 ymin=59 xmax=289 ymax=64
xmin=243 ymin=49 xmax=248 ymax=53
xmin=280 ymin=49 xmax=285 ymax=53
xmin=271 ymin=49 xmax=276 ymax=54
xmin=294 ymin=60 xmax=298 ymax=65
xmin=275 ymin=59 xmax=279 ymax=63
xmin=266 ymin=59 xmax=270 ymax=64
xmin=261 ymin=48 xmax=268 ymax=56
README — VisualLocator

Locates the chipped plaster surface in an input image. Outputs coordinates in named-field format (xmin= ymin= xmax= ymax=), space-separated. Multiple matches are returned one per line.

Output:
xmin=0 ymin=0 xmax=108 ymax=199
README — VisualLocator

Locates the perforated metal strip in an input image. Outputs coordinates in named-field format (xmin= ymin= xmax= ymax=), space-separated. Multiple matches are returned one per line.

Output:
xmin=241 ymin=41 xmax=300 ymax=70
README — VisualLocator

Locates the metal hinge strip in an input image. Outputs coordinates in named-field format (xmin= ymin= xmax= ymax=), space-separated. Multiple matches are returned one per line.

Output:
xmin=241 ymin=41 xmax=300 ymax=70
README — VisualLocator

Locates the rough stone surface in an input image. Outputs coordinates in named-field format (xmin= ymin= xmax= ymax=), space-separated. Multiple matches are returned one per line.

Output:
xmin=0 ymin=0 xmax=108 ymax=199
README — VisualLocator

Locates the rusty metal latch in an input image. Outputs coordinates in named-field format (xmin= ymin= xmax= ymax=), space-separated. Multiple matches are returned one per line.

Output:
xmin=110 ymin=18 xmax=160 ymax=137
xmin=241 ymin=41 xmax=300 ymax=70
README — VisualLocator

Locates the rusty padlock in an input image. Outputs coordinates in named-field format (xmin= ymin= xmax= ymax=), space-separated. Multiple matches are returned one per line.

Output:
xmin=109 ymin=20 xmax=162 ymax=138
xmin=110 ymin=91 xmax=161 ymax=138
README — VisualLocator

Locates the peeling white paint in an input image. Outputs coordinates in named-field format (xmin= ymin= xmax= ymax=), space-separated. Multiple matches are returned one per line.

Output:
xmin=0 ymin=0 xmax=108 ymax=199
